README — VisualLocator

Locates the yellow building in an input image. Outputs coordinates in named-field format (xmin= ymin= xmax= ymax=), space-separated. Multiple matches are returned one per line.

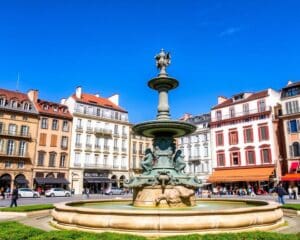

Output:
xmin=0 ymin=88 xmax=39 ymax=190
xmin=28 ymin=90 xmax=73 ymax=192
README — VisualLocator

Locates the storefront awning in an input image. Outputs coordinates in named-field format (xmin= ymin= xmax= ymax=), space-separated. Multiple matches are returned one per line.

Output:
xmin=290 ymin=162 xmax=299 ymax=171
xmin=208 ymin=167 xmax=274 ymax=183
xmin=84 ymin=177 xmax=114 ymax=183
xmin=35 ymin=177 xmax=70 ymax=185
xmin=281 ymin=173 xmax=300 ymax=181
xmin=14 ymin=179 xmax=29 ymax=184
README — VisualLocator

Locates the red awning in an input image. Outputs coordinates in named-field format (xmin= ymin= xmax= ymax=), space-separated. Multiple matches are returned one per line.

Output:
xmin=281 ymin=173 xmax=300 ymax=181
xmin=290 ymin=162 xmax=299 ymax=171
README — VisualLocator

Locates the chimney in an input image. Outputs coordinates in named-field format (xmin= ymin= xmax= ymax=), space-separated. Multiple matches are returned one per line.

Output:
xmin=217 ymin=96 xmax=227 ymax=104
xmin=61 ymin=98 xmax=66 ymax=104
xmin=180 ymin=113 xmax=192 ymax=121
xmin=27 ymin=89 xmax=39 ymax=102
xmin=75 ymin=86 xmax=82 ymax=98
xmin=108 ymin=94 xmax=119 ymax=106
xmin=287 ymin=80 xmax=293 ymax=86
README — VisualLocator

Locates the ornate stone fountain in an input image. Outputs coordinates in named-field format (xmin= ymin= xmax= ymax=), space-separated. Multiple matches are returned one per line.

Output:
xmin=125 ymin=49 xmax=200 ymax=208
xmin=51 ymin=50 xmax=284 ymax=237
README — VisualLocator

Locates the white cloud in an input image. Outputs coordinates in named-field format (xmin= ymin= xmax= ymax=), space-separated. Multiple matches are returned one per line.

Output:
xmin=219 ymin=27 xmax=241 ymax=37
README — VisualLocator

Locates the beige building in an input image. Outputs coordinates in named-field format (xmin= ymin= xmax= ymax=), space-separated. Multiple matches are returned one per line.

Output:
xmin=0 ymin=88 xmax=39 ymax=190
xmin=28 ymin=90 xmax=73 ymax=192
xmin=129 ymin=130 xmax=152 ymax=175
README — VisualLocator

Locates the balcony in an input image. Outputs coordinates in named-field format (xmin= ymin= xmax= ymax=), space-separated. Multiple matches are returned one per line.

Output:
xmin=75 ymin=125 xmax=83 ymax=132
xmin=84 ymin=163 xmax=113 ymax=169
xmin=113 ymin=132 xmax=120 ymax=138
xmin=74 ymin=107 xmax=129 ymax=122
xmin=138 ymin=150 xmax=144 ymax=155
xmin=211 ymin=107 xmax=271 ymax=122
xmin=121 ymin=165 xmax=127 ymax=170
xmin=113 ymin=147 xmax=119 ymax=152
xmin=121 ymin=133 xmax=127 ymax=139
xmin=103 ymin=146 xmax=110 ymax=152
xmin=113 ymin=165 xmax=119 ymax=169
xmin=61 ymin=145 xmax=68 ymax=150
xmin=121 ymin=148 xmax=127 ymax=153
xmin=86 ymin=127 xmax=93 ymax=133
xmin=0 ymin=151 xmax=30 ymax=159
xmin=94 ymin=127 xmax=112 ymax=136
xmin=0 ymin=130 xmax=31 ymax=139
xmin=94 ymin=145 xmax=101 ymax=152
xmin=189 ymin=156 xmax=201 ymax=162
xmin=85 ymin=143 xmax=92 ymax=150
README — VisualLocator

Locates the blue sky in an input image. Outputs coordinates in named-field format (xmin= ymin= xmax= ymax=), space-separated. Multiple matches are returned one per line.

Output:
xmin=0 ymin=0 xmax=299 ymax=123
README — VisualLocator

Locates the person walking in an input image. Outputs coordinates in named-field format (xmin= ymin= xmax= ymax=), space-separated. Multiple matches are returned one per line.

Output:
xmin=10 ymin=186 xmax=18 ymax=207
xmin=292 ymin=185 xmax=298 ymax=200
xmin=288 ymin=185 xmax=293 ymax=199
xmin=275 ymin=183 xmax=287 ymax=205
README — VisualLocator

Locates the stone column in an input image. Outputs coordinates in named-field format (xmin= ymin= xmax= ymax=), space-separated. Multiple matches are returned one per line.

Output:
xmin=157 ymin=87 xmax=170 ymax=120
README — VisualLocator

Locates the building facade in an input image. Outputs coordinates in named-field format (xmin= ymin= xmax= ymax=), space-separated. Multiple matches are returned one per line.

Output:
xmin=209 ymin=89 xmax=282 ymax=192
xmin=129 ymin=131 xmax=152 ymax=176
xmin=280 ymin=81 xmax=300 ymax=182
xmin=177 ymin=113 xmax=212 ymax=183
xmin=65 ymin=87 xmax=130 ymax=194
xmin=0 ymin=89 xmax=39 ymax=190
xmin=28 ymin=90 xmax=72 ymax=193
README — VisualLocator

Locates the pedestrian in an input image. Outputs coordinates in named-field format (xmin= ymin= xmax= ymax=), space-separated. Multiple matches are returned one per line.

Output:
xmin=10 ymin=186 xmax=18 ymax=208
xmin=85 ymin=187 xmax=90 ymax=198
xmin=0 ymin=187 xmax=5 ymax=200
xmin=288 ymin=185 xmax=293 ymax=199
xmin=292 ymin=185 xmax=298 ymax=200
xmin=275 ymin=183 xmax=287 ymax=205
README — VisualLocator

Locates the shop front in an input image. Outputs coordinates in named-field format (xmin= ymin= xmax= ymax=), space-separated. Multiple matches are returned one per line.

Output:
xmin=83 ymin=170 xmax=114 ymax=194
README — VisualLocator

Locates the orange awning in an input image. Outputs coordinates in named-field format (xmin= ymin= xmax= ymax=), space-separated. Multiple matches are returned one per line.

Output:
xmin=208 ymin=167 xmax=274 ymax=183
xmin=281 ymin=173 xmax=300 ymax=181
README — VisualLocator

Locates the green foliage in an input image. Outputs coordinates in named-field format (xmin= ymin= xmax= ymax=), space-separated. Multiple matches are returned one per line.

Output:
xmin=0 ymin=204 xmax=54 ymax=212
xmin=0 ymin=221 xmax=299 ymax=240
xmin=282 ymin=204 xmax=300 ymax=211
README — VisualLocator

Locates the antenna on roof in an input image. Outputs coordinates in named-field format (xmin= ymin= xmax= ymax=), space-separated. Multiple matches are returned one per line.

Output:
xmin=16 ymin=72 xmax=20 ymax=91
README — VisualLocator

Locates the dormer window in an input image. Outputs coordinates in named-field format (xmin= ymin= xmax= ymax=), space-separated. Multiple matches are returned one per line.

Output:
xmin=233 ymin=93 xmax=244 ymax=101
xmin=43 ymin=104 xmax=48 ymax=110
xmin=53 ymin=106 xmax=58 ymax=112
xmin=23 ymin=102 xmax=29 ymax=110
xmin=11 ymin=100 xmax=18 ymax=108
xmin=0 ymin=97 xmax=4 ymax=106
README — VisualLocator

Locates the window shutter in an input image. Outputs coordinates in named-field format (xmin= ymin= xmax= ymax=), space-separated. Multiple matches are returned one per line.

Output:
xmin=39 ymin=133 xmax=47 ymax=146
xmin=289 ymin=145 xmax=293 ymax=157
xmin=287 ymin=121 xmax=291 ymax=133
xmin=50 ymin=134 xmax=57 ymax=147
xmin=297 ymin=120 xmax=300 ymax=132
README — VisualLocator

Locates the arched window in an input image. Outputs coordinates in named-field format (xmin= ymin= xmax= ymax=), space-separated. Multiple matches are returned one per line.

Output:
xmin=292 ymin=142 xmax=300 ymax=157
xmin=24 ymin=102 xmax=29 ymax=110
xmin=11 ymin=100 xmax=18 ymax=108
xmin=0 ymin=97 xmax=5 ymax=106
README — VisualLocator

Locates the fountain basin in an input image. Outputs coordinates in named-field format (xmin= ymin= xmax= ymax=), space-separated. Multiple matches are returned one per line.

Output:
xmin=51 ymin=199 xmax=283 ymax=237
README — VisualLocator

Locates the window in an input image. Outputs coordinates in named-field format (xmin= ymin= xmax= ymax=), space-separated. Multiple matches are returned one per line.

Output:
xmin=0 ymin=98 xmax=4 ymax=106
xmin=286 ymin=100 xmax=299 ymax=114
xmin=114 ymin=125 xmax=118 ymax=134
xmin=114 ymin=139 xmax=118 ymax=149
xmin=37 ymin=151 xmax=45 ymax=166
xmin=95 ymin=137 xmax=101 ymax=148
xmin=246 ymin=150 xmax=256 ymax=165
xmin=74 ymin=152 xmax=81 ymax=166
xmin=52 ymin=119 xmax=58 ymax=130
xmin=8 ymin=124 xmax=17 ymax=135
xmin=87 ymin=120 xmax=92 ymax=129
xmin=86 ymin=135 xmax=91 ymax=145
xmin=49 ymin=152 xmax=56 ymax=167
xmin=231 ymin=152 xmax=240 ymax=166
xmin=59 ymin=154 xmax=66 ymax=167
xmin=216 ymin=132 xmax=224 ymax=146
xmin=103 ymin=155 xmax=108 ymax=166
xmin=139 ymin=142 xmax=143 ymax=154
xmin=203 ymin=147 xmax=208 ymax=157
xmin=121 ymin=157 xmax=126 ymax=168
xmin=0 ymin=122 xmax=3 ymax=133
xmin=258 ymin=125 xmax=269 ymax=141
xmin=76 ymin=119 xmax=82 ymax=128
xmin=0 ymin=138 xmax=3 ymax=152
xmin=261 ymin=149 xmax=271 ymax=163
xmin=217 ymin=153 xmax=225 ymax=166
xmin=243 ymin=103 xmax=249 ymax=114
xmin=17 ymin=160 xmax=24 ymax=168
xmin=5 ymin=160 xmax=11 ymax=168
xmin=18 ymin=141 xmax=26 ymax=156
xmin=61 ymin=136 xmax=68 ymax=149
xmin=85 ymin=153 xmax=91 ymax=165
xmin=133 ymin=142 xmax=137 ymax=153
xmin=283 ymin=86 xmax=300 ymax=97
xmin=229 ymin=131 xmax=238 ymax=145
xmin=244 ymin=128 xmax=253 ymax=143
xmin=287 ymin=119 xmax=300 ymax=133
xmin=229 ymin=107 xmax=235 ymax=118
xmin=41 ymin=118 xmax=48 ymax=129
xmin=62 ymin=120 xmax=69 ymax=131
xmin=104 ymin=137 xmax=109 ymax=149
xmin=50 ymin=134 xmax=57 ymax=147
xmin=7 ymin=140 xmax=15 ymax=155
xmin=258 ymin=99 xmax=266 ymax=112
xmin=20 ymin=125 xmax=29 ymax=136
xmin=113 ymin=156 xmax=118 ymax=168
xmin=39 ymin=133 xmax=47 ymax=146
xmin=292 ymin=142 xmax=300 ymax=157
xmin=216 ymin=111 xmax=222 ymax=121
xmin=75 ymin=134 xmax=81 ymax=145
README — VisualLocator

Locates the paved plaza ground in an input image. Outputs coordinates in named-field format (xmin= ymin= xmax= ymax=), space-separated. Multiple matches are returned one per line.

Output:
xmin=0 ymin=194 xmax=299 ymax=235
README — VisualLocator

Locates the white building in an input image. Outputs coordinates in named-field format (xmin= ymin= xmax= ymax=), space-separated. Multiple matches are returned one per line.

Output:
xmin=178 ymin=113 xmax=212 ymax=183
xmin=209 ymin=89 xmax=282 ymax=190
xmin=64 ymin=87 xmax=130 ymax=194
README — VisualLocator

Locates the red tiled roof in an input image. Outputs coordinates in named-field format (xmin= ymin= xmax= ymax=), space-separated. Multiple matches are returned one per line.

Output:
xmin=0 ymin=88 xmax=30 ymax=102
xmin=35 ymin=99 xmax=72 ymax=119
xmin=72 ymin=93 xmax=127 ymax=113
xmin=211 ymin=90 xmax=269 ymax=110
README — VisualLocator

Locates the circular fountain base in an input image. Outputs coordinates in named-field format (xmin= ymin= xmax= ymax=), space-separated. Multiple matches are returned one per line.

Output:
xmin=51 ymin=199 xmax=284 ymax=237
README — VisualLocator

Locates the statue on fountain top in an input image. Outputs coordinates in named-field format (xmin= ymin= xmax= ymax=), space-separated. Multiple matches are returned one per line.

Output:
xmin=155 ymin=49 xmax=171 ymax=76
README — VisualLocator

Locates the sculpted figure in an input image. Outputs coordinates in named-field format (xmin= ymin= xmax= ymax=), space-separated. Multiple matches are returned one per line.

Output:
xmin=141 ymin=148 xmax=154 ymax=174
xmin=173 ymin=150 xmax=186 ymax=173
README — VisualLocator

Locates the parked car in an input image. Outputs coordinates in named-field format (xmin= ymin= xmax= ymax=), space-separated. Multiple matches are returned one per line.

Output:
xmin=105 ymin=187 xmax=125 ymax=195
xmin=45 ymin=188 xmax=71 ymax=197
xmin=18 ymin=188 xmax=40 ymax=198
